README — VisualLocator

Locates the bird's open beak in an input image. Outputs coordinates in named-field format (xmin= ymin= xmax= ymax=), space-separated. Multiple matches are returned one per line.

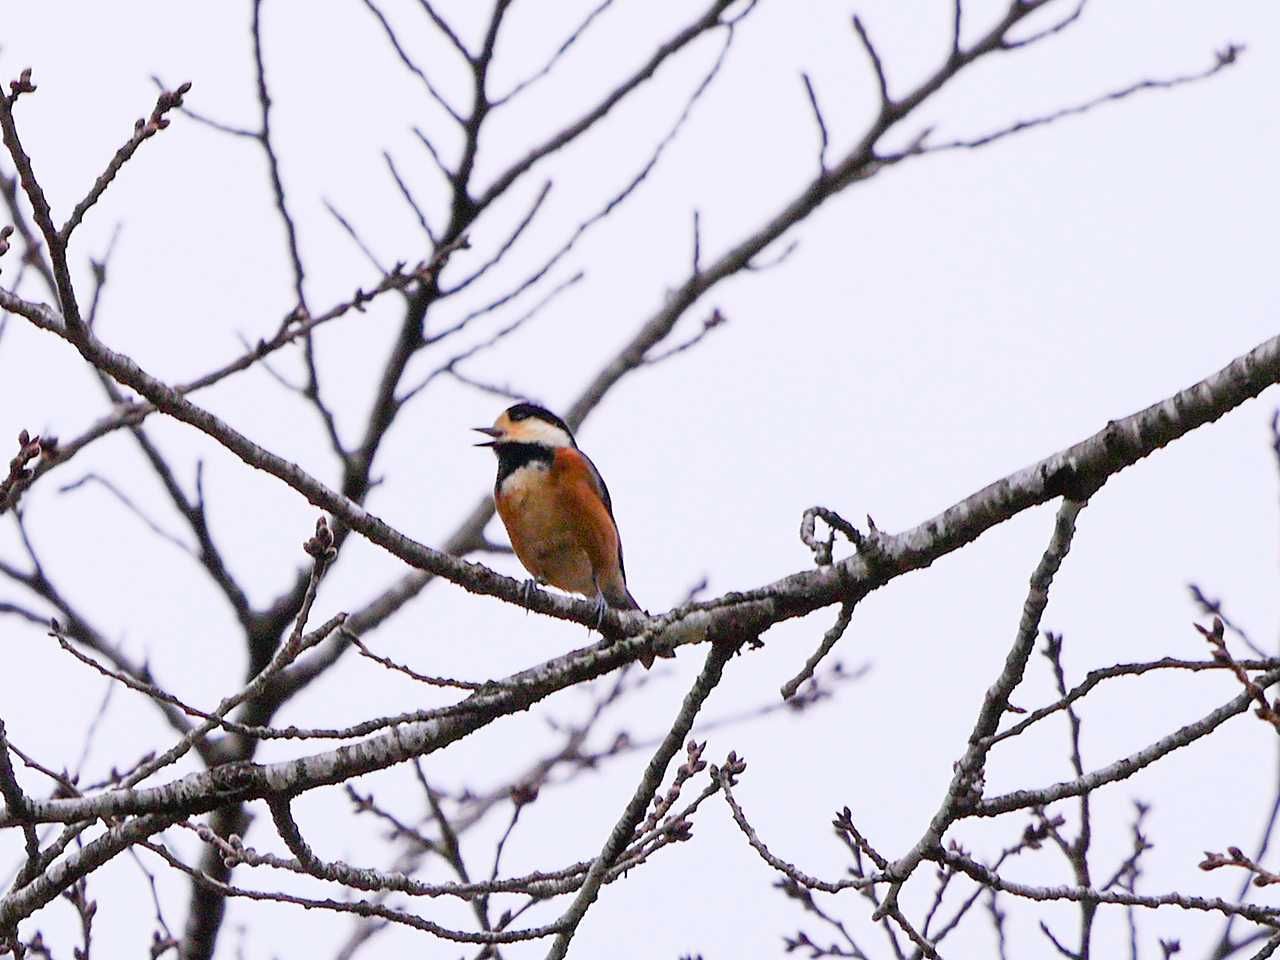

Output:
xmin=473 ymin=426 xmax=503 ymax=447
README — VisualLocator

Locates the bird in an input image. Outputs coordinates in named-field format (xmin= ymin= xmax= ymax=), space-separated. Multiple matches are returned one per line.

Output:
xmin=475 ymin=402 xmax=645 ymax=641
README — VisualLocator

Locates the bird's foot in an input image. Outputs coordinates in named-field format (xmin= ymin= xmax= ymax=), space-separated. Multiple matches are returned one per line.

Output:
xmin=591 ymin=592 xmax=608 ymax=633
xmin=520 ymin=578 xmax=544 ymax=611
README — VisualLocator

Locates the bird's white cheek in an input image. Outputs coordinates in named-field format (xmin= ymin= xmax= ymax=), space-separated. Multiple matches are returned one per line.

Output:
xmin=509 ymin=420 xmax=572 ymax=447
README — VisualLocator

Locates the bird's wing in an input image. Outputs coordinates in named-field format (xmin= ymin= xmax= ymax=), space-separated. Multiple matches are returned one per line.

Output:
xmin=554 ymin=447 xmax=627 ymax=581
xmin=575 ymin=449 xmax=614 ymax=515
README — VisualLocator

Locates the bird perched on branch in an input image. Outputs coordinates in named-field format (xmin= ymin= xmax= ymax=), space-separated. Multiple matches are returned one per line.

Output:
xmin=476 ymin=402 xmax=650 ymax=654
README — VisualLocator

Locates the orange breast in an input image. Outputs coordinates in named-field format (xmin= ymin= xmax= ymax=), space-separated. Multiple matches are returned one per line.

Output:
xmin=496 ymin=460 xmax=595 ymax=597
xmin=493 ymin=449 xmax=627 ymax=602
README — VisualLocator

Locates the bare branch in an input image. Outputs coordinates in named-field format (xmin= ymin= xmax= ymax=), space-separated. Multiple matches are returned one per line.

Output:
xmin=938 ymin=847 xmax=1280 ymax=927
xmin=0 ymin=167 xmax=55 ymax=294
xmin=58 ymin=473 xmax=194 ymax=557
xmin=801 ymin=72 xmax=830 ymax=169
xmin=143 ymin=839 xmax=564 ymax=947
xmin=412 ymin=126 xmax=457 ymax=186
xmin=150 ymin=74 xmax=258 ymax=138
xmin=0 ymin=429 xmax=42 ymax=513
xmin=344 ymin=630 xmax=484 ymax=691
xmin=442 ymin=179 xmax=552 ymax=296
xmin=1211 ymin=742 xmax=1280 ymax=957
xmin=0 ymin=69 xmax=85 ymax=331
xmin=0 ymin=813 xmax=184 ymax=934
xmin=251 ymin=0 xmax=306 ymax=309
xmin=1189 ymin=583 xmax=1264 ymax=658
xmin=1197 ymin=616 xmax=1280 ymax=731
xmin=61 ymin=83 xmax=191 ymax=241
xmin=546 ymin=640 xmax=736 ymax=957
xmin=405 ymin=270 xmax=583 ymax=404
xmin=924 ymin=46 xmax=1241 ymax=154
xmin=415 ymin=0 xmax=472 ymax=62
xmin=446 ymin=367 xmax=529 ymax=403
xmin=18 ymin=248 xmax=466 ymax=495
xmin=851 ymin=15 xmax=891 ymax=113
xmin=361 ymin=0 xmax=464 ymax=124
xmin=0 ymin=517 xmax=200 ymax=745
xmin=879 ymin=498 xmax=1086 ymax=913
xmin=475 ymin=0 xmax=741 ymax=210
xmin=324 ymin=199 xmax=388 ymax=275
xmin=0 ymin=719 xmax=40 ymax=888
xmin=978 ymin=667 xmax=1280 ymax=818
xmin=719 ymin=759 xmax=876 ymax=895
xmin=491 ymin=0 xmax=618 ymax=108
xmin=1003 ymin=0 xmax=1087 ymax=50
xmin=1200 ymin=847 xmax=1280 ymax=886
xmin=435 ymin=20 xmax=735 ymax=344
xmin=990 ymin=655 xmax=1280 ymax=747
xmin=780 ymin=603 xmax=855 ymax=700
xmin=640 ymin=307 xmax=726 ymax=367
xmin=383 ymin=150 xmax=437 ymax=244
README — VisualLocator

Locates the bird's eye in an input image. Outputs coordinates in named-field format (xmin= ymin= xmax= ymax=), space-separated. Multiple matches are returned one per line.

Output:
xmin=510 ymin=409 xmax=527 ymax=421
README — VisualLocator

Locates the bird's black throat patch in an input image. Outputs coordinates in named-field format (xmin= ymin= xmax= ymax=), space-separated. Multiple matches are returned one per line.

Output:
xmin=492 ymin=442 xmax=554 ymax=492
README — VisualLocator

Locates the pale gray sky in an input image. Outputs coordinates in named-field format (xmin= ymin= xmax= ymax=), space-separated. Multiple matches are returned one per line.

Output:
xmin=1 ymin=1 xmax=1278 ymax=957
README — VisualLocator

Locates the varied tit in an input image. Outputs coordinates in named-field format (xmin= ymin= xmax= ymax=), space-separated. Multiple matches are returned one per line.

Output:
xmin=475 ymin=402 xmax=642 ymax=631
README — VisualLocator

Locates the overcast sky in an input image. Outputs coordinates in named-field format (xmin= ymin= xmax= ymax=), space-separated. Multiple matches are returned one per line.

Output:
xmin=2 ymin=1 xmax=1279 ymax=957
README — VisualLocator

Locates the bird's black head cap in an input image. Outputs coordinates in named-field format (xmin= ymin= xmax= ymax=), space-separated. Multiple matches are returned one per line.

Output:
xmin=504 ymin=402 xmax=573 ymax=438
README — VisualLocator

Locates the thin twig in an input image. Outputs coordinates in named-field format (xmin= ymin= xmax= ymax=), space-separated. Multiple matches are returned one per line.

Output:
xmin=801 ymin=72 xmax=830 ymax=169
xmin=345 ymin=630 xmax=484 ymax=690
xmin=545 ymin=640 xmax=736 ymax=958
xmin=925 ymin=46 xmax=1241 ymax=154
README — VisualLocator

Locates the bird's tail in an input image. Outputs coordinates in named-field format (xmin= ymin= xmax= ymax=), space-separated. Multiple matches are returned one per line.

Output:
xmin=608 ymin=584 xmax=673 ymax=669
xmin=601 ymin=575 xmax=639 ymax=612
